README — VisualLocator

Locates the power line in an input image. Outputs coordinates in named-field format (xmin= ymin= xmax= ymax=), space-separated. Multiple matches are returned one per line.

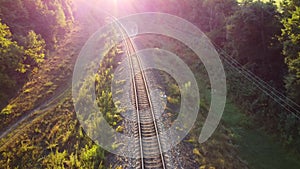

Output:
xmin=212 ymin=43 xmax=300 ymax=119
xmin=222 ymin=56 xmax=300 ymax=119
xmin=216 ymin=44 xmax=300 ymax=110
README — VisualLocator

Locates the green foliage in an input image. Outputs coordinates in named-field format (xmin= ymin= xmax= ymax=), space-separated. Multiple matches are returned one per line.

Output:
xmin=140 ymin=0 xmax=238 ymax=45
xmin=0 ymin=19 xmax=46 ymax=108
xmin=197 ymin=0 xmax=238 ymax=45
xmin=80 ymin=144 xmax=105 ymax=168
xmin=0 ymin=104 xmax=15 ymax=115
xmin=0 ymin=20 xmax=23 ymax=72
xmin=0 ymin=20 xmax=24 ymax=108
xmin=275 ymin=0 xmax=300 ymax=149
xmin=226 ymin=0 xmax=285 ymax=84
xmin=93 ymin=47 xmax=123 ymax=127
xmin=115 ymin=125 xmax=124 ymax=132
xmin=0 ymin=0 xmax=74 ymax=46
xmin=280 ymin=5 xmax=300 ymax=104
xmin=43 ymin=149 xmax=68 ymax=169
xmin=44 ymin=81 xmax=54 ymax=87
xmin=24 ymin=30 xmax=46 ymax=66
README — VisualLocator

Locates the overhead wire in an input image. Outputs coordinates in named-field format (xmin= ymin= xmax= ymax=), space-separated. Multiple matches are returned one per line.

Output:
xmin=211 ymin=43 xmax=300 ymax=119
xmin=215 ymin=42 xmax=300 ymax=109
xmin=222 ymin=55 xmax=300 ymax=119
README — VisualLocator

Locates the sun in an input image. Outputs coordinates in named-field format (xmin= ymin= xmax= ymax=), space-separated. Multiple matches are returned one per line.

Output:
xmin=113 ymin=0 xmax=134 ymax=5
xmin=113 ymin=0 xmax=118 ymax=4
xmin=73 ymin=0 xmax=134 ymax=18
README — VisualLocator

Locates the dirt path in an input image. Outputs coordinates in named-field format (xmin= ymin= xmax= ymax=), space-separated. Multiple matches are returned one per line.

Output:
xmin=0 ymin=84 xmax=71 ymax=141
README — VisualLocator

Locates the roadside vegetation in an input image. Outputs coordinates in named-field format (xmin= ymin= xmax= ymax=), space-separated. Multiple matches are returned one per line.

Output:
xmin=0 ymin=23 xmax=123 ymax=169
xmin=1 ymin=0 xmax=300 ymax=168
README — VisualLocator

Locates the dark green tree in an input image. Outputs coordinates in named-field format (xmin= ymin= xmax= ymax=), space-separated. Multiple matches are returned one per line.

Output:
xmin=22 ymin=30 xmax=46 ymax=72
xmin=280 ymin=0 xmax=300 ymax=104
xmin=226 ymin=0 xmax=285 ymax=86
xmin=0 ymin=20 xmax=24 ymax=108
xmin=197 ymin=0 xmax=238 ymax=46
xmin=0 ymin=0 xmax=74 ymax=47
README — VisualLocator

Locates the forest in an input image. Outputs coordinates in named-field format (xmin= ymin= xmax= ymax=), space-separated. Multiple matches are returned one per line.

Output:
xmin=0 ymin=0 xmax=300 ymax=168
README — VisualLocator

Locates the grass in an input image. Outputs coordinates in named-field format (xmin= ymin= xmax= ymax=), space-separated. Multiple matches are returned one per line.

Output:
xmin=0 ymin=25 xmax=83 ymax=133
xmin=0 ymin=19 xmax=112 ymax=168
xmin=195 ymin=82 xmax=300 ymax=169
xmin=222 ymin=100 xmax=300 ymax=169
xmin=194 ymin=60 xmax=300 ymax=168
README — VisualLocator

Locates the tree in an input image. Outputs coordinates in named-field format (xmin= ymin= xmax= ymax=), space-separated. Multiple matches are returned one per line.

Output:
xmin=0 ymin=20 xmax=24 ymax=108
xmin=196 ymin=0 xmax=238 ymax=46
xmin=0 ymin=0 xmax=74 ymax=47
xmin=280 ymin=1 xmax=300 ymax=104
xmin=0 ymin=0 xmax=74 ymax=108
xmin=23 ymin=30 xmax=46 ymax=70
xmin=226 ymin=1 xmax=285 ymax=86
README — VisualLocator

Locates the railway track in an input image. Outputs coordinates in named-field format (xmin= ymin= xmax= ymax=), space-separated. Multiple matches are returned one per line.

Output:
xmin=118 ymin=23 xmax=168 ymax=169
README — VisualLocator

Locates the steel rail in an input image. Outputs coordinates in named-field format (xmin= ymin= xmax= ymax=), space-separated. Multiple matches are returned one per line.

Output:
xmin=111 ymin=18 xmax=166 ymax=169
